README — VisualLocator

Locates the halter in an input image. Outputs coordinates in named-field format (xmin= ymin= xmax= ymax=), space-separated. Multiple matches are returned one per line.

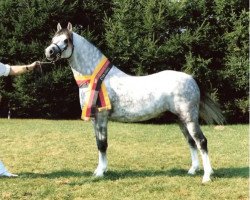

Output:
xmin=52 ymin=33 xmax=74 ymax=60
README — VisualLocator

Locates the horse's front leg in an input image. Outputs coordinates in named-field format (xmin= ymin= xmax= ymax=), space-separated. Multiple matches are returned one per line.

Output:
xmin=92 ymin=111 xmax=109 ymax=177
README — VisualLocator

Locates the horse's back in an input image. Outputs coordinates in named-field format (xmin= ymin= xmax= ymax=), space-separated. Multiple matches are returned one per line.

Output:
xmin=109 ymin=69 xmax=198 ymax=98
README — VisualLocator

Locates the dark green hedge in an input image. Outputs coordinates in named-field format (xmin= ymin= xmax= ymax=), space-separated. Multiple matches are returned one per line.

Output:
xmin=0 ymin=0 xmax=248 ymax=123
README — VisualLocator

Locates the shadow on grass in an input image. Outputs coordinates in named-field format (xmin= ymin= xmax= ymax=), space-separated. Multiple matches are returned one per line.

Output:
xmin=103 ymin=168 xmax=189 ymax=180
xmin=19 ymin=171 xmax=93 ymax=179
xmin=18 ymin=168 xmax=188 ymax=179
xmin=18 ymin=166 xmax=248 ymax=183
xmin=215 ymin=167 xmax=249 ymax=179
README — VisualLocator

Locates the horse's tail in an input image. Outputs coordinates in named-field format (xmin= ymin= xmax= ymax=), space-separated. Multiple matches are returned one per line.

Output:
xmin=199 ymin=93 xmax=225 ymax=125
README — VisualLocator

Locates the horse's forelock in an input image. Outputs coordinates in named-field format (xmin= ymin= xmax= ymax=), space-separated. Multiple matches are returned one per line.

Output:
xmin=54 ymin=28 xmax=73 ymax=43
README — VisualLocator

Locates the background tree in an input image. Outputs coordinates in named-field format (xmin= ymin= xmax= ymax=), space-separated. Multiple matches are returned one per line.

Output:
xmin=0 ymin=0 xmax=248 ymax=122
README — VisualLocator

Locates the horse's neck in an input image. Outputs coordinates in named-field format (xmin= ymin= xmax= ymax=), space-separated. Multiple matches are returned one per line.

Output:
xmin=69 ymin=33 xmax=127 ymax=78
xmin=69 ymin=33 xmax=101 ymax=75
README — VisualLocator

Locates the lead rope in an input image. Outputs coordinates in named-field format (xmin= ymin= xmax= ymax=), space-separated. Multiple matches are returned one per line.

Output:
xmin=37 ymin=60 xmax=56 ymax=75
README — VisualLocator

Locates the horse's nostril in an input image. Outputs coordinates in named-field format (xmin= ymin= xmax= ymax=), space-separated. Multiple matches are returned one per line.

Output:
xmin=49 ymin=49 xmax=54 ymax=55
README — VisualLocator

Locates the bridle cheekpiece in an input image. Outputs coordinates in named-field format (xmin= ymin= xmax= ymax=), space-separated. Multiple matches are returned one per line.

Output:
xmin=52 ymin=31 xmax=74 ymax=60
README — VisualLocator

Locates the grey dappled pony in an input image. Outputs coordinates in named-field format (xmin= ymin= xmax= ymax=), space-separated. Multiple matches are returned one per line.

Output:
xmin=45 ymin=23 xmax=224 ymax=183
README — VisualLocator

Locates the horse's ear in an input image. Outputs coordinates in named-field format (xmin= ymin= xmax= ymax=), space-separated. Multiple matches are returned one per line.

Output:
xmin=67 ymin=22 xmax=73 ymax=32
xmin=57 ymin=23 xmax=62 ymax=32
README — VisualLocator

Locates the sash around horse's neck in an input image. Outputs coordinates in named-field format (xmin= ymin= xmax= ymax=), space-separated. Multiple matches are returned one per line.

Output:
xmin=74 ymin=56 xmax=112 ymax=88
xmin=71 ymin=39 xmax=113 ymax=120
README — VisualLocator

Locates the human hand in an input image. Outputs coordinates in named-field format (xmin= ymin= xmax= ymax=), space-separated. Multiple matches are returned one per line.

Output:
xmin=27 ymin=61 xmax=41 ymax=71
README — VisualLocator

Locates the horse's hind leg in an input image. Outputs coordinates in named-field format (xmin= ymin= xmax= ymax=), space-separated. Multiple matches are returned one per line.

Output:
xmin=92 ymin=111 xmax=109 ymax=177
xmin=185 ymin=120 xmax=213 ymax=183
xmin=179 ymin=122 xmax=200 ymax=175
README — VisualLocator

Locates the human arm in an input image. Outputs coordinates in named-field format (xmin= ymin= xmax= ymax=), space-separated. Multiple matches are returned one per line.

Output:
xmin=8 ymin=61 xmax=40 ymax=76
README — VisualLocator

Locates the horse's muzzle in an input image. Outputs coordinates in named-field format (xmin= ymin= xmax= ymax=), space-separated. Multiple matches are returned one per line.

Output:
xmin=45 ymin=45 xmax=60 ymax=61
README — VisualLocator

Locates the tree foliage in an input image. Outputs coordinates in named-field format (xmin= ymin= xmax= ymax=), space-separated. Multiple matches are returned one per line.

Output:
xmin=0 ymin=0 xmax=248 ymax=122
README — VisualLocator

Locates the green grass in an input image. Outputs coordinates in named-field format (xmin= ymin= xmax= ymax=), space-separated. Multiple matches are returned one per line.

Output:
xmin=0 ymin=119 xmax=248 ymax=199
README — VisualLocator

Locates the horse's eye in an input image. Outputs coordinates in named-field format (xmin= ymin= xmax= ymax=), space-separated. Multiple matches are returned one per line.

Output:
xmin=64 ymin=39 xmax=68 ymax=44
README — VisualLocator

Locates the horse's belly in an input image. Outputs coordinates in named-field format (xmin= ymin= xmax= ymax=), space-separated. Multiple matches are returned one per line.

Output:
xmin=109 ymin=90 xmax=170 ymax=122
xmin=109 ymin=104 xmax=167 ymax=122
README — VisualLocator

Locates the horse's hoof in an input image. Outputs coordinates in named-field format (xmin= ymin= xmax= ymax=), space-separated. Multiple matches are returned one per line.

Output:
xmin=188 ymin=166 xmax=199 ymax=175
xmin=93 ymin=172 xmax=104 ymax=177
xmin=202 ymin=176 xmax=212 ymax=183
xmin=188 ymin=169 xmax=196 ymax=175
xmin=202 ymin=168 xmax=214 ymax=183
xmin=93 ymin=168 xmax=107 ymax=177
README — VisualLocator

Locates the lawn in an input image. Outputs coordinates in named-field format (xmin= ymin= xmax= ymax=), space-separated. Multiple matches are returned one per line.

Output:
xmin=0 ymin=119 xmax=248 ymax=199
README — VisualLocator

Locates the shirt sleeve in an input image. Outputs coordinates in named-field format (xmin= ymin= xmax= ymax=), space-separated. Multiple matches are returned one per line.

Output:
xmin=0 ymin=63 xmax=10 ymax=76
